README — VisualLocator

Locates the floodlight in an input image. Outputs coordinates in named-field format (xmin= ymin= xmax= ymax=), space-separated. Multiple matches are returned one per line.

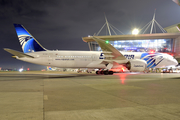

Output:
xmin=132 ymin=29 xmax=139 ymax=35
xmin=19 ymin=68 xmax=23 ymax=72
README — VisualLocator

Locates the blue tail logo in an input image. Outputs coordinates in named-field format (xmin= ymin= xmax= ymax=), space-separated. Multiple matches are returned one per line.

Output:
xmin=14 ymin=24 xmax=46 ymax=53
xmin=19 ymin=35 xmax=33 ymax=46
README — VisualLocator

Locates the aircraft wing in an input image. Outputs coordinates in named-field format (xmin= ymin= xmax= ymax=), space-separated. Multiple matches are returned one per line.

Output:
xmin=4 ymin=48 xmax=34 ymax=58
xmin=91 ymin=36 xmax=127 ymax=69
xmin=91 ymin=36 xmax=126 ymax=60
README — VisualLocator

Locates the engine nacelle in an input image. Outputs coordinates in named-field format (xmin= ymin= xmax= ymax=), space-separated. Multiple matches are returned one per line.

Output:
xmin=126 ymin=59 xmax=147 ymax=72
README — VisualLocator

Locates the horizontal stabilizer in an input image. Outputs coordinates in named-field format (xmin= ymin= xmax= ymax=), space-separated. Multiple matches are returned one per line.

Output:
xmin=4 ymin=48 xmax=34 ymax=58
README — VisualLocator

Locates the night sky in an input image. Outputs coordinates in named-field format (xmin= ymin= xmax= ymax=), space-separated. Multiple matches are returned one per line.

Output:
xmin=0 ymin=0 xmax=180 ymax=70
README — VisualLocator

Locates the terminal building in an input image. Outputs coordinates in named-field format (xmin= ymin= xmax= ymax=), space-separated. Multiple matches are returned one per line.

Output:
xmin=82 ymin=18 xmax=180 ymax=63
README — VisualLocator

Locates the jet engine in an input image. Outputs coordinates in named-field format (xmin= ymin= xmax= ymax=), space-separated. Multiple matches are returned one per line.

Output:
xmin=126 ymin=59 xmax=147 ymax=72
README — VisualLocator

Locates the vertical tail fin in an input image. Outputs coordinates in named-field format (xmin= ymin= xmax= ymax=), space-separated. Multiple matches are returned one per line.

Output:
xmin=47 ymin=66 xmax=53 ymax=71
xmin=14 ymin=24 xmax=46 ymax=53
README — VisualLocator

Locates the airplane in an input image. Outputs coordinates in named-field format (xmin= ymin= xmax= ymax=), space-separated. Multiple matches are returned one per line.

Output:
xmin=172 ymin=0 xmax=180 ymax=6
xmin=4 ymin=24 xmax=178 ymax=75
xmin=47 ymin=66 xmax=57 ymax=71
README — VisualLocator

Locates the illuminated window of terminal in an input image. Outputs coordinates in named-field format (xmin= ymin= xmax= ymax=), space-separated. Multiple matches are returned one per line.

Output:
xmin=89 ymin=39 xmax=173 ymax=53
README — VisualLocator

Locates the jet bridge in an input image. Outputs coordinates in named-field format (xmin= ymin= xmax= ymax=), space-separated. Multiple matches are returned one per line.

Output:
xmin=82 ymin=33 xmax=180 ymax=62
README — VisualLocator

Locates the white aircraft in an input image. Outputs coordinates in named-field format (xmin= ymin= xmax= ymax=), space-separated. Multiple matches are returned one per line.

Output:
xmin=4 ymin=24 xmax=178 ymax=75
xmin=172 ymin=0 xmax=180 ymax=6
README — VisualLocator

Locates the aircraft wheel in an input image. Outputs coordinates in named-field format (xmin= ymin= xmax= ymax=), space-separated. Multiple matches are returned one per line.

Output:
xmin=100 ymin=71 xmax=104 ymax=74
xmin=108 ymin=71 xmax=113 ymax=75
xmin=104 ymin=71 xmax=109 ymax=75
xmin=96 ymin=71 xmax=100 ymax=75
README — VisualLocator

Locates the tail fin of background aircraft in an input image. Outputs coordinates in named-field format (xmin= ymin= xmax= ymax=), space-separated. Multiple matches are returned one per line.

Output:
xmin=14 ymin=24 xmax=46 ymax=53
xmin=47 ymin=66 xmax=52 ymax=71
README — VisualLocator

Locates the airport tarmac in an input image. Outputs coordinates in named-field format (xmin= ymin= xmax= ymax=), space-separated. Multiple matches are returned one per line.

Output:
xmin=0 ymin=71 xmax=180 ymax=120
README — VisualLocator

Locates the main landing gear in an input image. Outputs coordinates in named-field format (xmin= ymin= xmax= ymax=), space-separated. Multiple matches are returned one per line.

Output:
xmin=96 ymin=70 xmax=114 ymax=75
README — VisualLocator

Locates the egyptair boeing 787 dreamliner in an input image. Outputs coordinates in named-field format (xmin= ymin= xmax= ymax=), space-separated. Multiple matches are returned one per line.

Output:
xmin=4 ymin=24 xmax=178 ymax=75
